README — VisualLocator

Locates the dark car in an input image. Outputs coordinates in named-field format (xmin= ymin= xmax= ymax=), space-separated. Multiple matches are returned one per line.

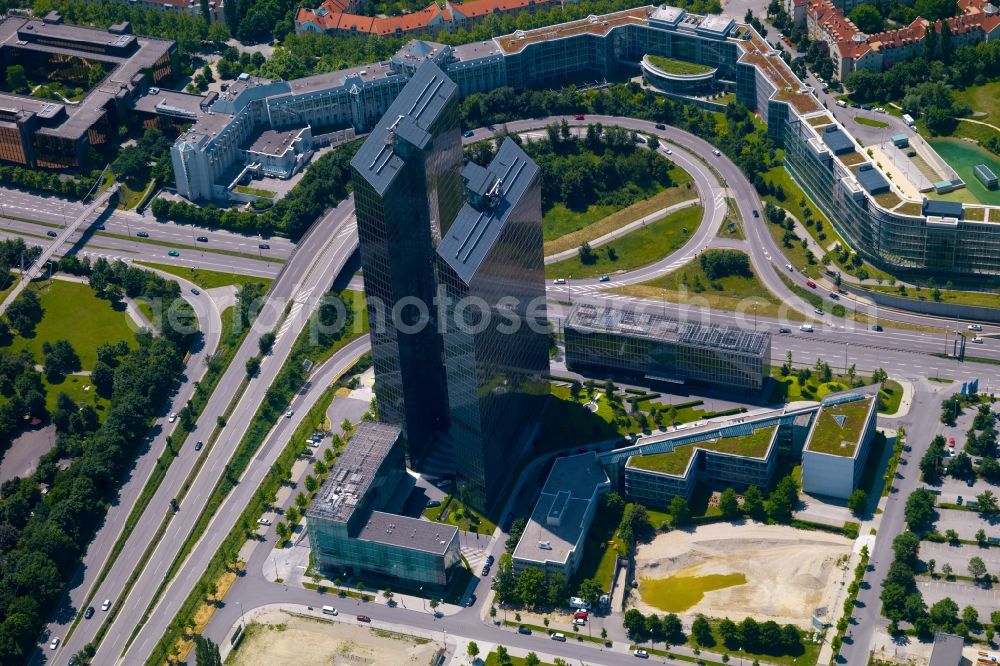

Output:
xmin=518 ymin=625 xmax=532 ymax=635
xmin=95 ymin=224 xmax=105 ymax=230
xmin=191 ymin=288 xmax=200 ymax=295
xmin=136 ymin=231 xmax=149 ymax=238
xmin=194 ymin=441 xmax=203 ymax=451
xmin=871 ymin=325 xmax=883 ymax=332
xmin=655 ymin=123 xmax=666 ymax=130
xmin=84 ymin=606 xmax=95 ymax=619
xmin=465 ymin=593 xmax=477 ymax=607
xmin=196 ymin=236 xmax=209 ymax=242
xmin=258 ymin=243 xmax=270 ymax=250
xmin=481 ymin=566 xmax=490 ymax=576
xmin=47 ymin=230 xmax=58 ymax=237
xmin=462 ymin=130 xmax=474 ymax=138
xmin=356 ymin=615 xmax=371 ymax=623
xmin=752 ymin=209 xmax=760 ymax=218
xmin=486 ymin=555 xmax=495 ymax=566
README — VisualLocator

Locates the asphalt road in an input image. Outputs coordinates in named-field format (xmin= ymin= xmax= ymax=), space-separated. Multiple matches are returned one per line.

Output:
xmin=40 ymin=199 xmax=358 ymax=665
xmin=33 ymin=270 xmax=224 ymax=663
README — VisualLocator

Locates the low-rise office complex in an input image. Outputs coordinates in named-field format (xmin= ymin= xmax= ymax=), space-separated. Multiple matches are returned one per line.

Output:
xmin=563 ymin=303 xmax=771 ymax=393
xmin=306 ymin=422 xmax=462 ymax=588
xmin=0 ymin=12 xmax=176 ymax=169
xmin=800 ymin=393 xmax=878 ymax=499
xmin=512 ymin=452 xmax=610 ymax=577
xmin=625 ymin=423 xmax=781 ymax=505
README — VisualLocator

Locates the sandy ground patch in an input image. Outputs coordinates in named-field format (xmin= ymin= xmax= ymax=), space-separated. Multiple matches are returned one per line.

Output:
xmin=632 ymin=522 xmax=852 ymax=627
xmin=227 ymin=610 xmax=439 ymax=666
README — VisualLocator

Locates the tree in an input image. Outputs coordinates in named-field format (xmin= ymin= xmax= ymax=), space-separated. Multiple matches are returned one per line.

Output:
xmin=6 ymin=289 xmax=42 ymax=336
xmin=495 ymin=645 xmax=509 ymax=664
xmin=904 ymin=488 xmax=937 ymax=532
xmin=847 ymin=489 xmax=868 ymax=517
xmin=514 ymin=567 xmax=545 ymax=607
xmin=719 ymin=618 xmax=739 ymax=649
xmin=947 ymin=452 xmax=974 ymax=480
xmin=743 ymin=485 xmax=765 ymax=521
xmin=662 ymin=613 xmax=683 ymax=644
xmin=112 ymin=146 xmax=148 ymax=184
xmin=624 ymin=609 xmax=646 ymax=640
xmin=245 ymin=355 xmax=261 ymax=377
xmin=258 ymin=331 xmax=276 ymax=355
xmin=964 ymin=605 xmax=980 ymax=630
xmin=42 ymin=340 xmax=81 ymax=382
xmin=766 ymin=475 xmax=798 ymax=523
xmin=929 ymin=597 xmax=959 ymax=630
xmin=849 ymin=4 xmax=884 ymax=33
xmin=977 ymin=490 xmax=1000 ymax=515
xmin=194 ymin=635 xmax=222 ymax=666
xmin=669 ymin=496 xmax=691 ymax=526
xmin=969 ymin=556 xmax=988 ymax=582
xmin=892 ymin=532 xmax=920 ymax=564
xmin=977 ymin=528 xmax=987 ymax=546
xmin=524 ymin=653 xmax=541 ymax=666
xmin=577 ymin=577 xmax=603 ymax=607
xmin=4 ymin=65 xmax=27 ymax=93
xmin=466 ymin=641 xmax=479 ymax=661
xmin=692 ymin=614 xmax=714 ymax=647
xmin=719 ymin=487 xmax=740 ymax=520
xmin=942 ymin=563 xmax=953 ymax=577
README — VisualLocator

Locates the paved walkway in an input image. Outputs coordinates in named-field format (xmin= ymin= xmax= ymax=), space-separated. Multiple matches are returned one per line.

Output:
xmin=543 ymin=198 xmax=700 ymax=265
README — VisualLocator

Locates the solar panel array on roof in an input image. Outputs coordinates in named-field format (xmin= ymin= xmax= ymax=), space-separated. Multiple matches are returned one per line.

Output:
xmin=566 ymin=303 xmax=769 ymax=355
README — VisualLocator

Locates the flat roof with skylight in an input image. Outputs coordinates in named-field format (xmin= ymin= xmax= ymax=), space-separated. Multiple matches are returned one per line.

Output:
xmin=626 ymin=425 xmax=778 ymax=478
xmin=804 ymin=395 xmax=876 ymax=458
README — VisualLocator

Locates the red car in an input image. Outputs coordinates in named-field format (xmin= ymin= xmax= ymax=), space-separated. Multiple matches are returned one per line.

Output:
xmin=574 ymin=610 xmax=589 ymax=620
xmin=948 ymin=437 xmax=956 ymax=448
xmin=806 ymin=280 xmax=817 ymax=288
xmin=575 ymin=114 xmax=585 ymax=120
xmin=357 ymin=615 xmax=371 ymax=623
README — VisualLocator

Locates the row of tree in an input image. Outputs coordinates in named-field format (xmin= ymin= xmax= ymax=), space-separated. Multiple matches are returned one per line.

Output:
xmin=0 ymin=164 xmax=97 ymax=200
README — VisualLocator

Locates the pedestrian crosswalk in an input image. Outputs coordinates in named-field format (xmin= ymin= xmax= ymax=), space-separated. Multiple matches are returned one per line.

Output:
xmin=275 ymin=286 xmax=314 ymax=342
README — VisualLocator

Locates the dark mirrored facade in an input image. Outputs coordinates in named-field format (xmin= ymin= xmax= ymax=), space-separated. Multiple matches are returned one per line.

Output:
xmin=436 ymin=139 xmax=550 ymax=511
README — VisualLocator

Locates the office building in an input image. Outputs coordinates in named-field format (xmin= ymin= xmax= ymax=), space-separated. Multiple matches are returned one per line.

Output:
xmin=436 ymin=138 xmax=550 ymax=510
xmin=563 ymin=303 xmax=770 ymax=393
xmin=305 ymin=422 xmax=462 ymax=588
xmin=350 ymin=60 xmax=464 ymax=464
xmin=800 ymin=393 xmax=878 ymax=499
xmin=512 ymin=452 xmax=610 ymax=577
xmin=625 ymin=423 xmax=781 ymax=505
xmin=0 ymin=13 xmax=176 ymax=169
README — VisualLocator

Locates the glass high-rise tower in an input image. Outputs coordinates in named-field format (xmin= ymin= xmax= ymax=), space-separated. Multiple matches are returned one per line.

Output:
xmin=351 ymin=60 xmax=465 ymax=463
xmin=435 ymin=139 xmax=550 ymax=511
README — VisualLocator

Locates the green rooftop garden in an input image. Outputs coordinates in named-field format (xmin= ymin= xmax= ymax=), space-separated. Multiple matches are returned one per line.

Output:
xmin=807 ymin=398 xmax=873 ymax=457
xmin=646 ymin=54 xmax=714 ymax=76
xmin=627 ymin=425 xmax=777 ymax=477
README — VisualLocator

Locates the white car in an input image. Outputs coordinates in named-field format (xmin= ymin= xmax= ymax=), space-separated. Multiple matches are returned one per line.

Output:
xmin=968 ymin=324 xmax=983 ymax=331
xmin=168 ymin=413 xmax=177 ymax=423
xmin=665 ymin=148 xmax=673 ymax=155
xmin=553 ymin=278 xmax=567 ymax=285
xmin=285 ymin=410 xmax=294 ymax=418
xmin=257 ymin=518 xmax=272 ymax=526
xmin=973 ymin=336 xmax=984 ymax=344
xmin=101 ymin=599 xmax=111 ymax=611
xmin=634 ymin=649 xmax=649 ymax=658
xmin=49 ymin=637 xmax=60 ymax=650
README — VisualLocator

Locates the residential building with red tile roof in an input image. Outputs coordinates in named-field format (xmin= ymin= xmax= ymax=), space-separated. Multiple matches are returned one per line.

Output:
xmin=801 ymin=0 xmax=1000 ymax=79
xmin=296 ymin=0 xmax=556 ymax=37
xmin=87 ymin=0 xmax=225 ymax=22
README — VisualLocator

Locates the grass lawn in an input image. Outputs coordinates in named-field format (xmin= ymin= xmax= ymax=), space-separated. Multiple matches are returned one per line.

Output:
xmin=135 ymin=261 xmax=273 ymax=290
xmin=484 ymin=653 xmax=560 ymax=666
xmin=7 ymin=279 xmax=135 ymax=369
xmin=43 ymin=374 xmax=109 ymax=420
xmin=808 ymin=397 xmax=873 ymax=456
xmin=854 ymin=116 xmax=889 ymax=129
xmin=572 ymin=502 xmax=626 ymax=590
xmin=953 ymin=81 xmax=1000 ymax=123
xmin=763 ymin=166 xmax=841 ymax=248
xmin=646 ymin=54 xmax=714 ymax=75
xmin=868 ymin=282 xmax=1000 ymax=310
xmin=768 ymin=364 xmax=903 ymax=414
xmin=421 ymin=494 xmax=497 ymax=535
xmin=616 ymin=249 xmax=803 ymax=321
xmin=119 ymin=178 xmax=157 ymax=211
xmin=684 ymin=620 xmax=821 ymax=666
xmin=640 ymin=572 xmax=747 ymax=612
xmin=0 ymin=274 xmax=17 ymax=303
xmin=546 ymin=205 xmax=703 ymax=278
xmin=927 ymin=138 xmax=1000 ymax=206
xmin=233 ymin=185 xmax=276 ymax=198
xmin=544 ymin=175 xmax=695 ymax=255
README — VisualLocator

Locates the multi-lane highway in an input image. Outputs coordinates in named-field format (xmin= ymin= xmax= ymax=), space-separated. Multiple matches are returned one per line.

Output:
xmin=40 ymin=199 xmax=358 ymax=665
xmin=20 ymin=113 xmax=1000 ymax=665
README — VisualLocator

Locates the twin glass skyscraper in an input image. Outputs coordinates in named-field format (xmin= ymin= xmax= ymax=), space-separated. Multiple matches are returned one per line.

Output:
xmin=351 ymin=60 xmax=548 ymax=511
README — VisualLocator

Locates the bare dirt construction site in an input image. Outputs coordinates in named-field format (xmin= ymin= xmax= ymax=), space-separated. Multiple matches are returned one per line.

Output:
xmin=632 ymin=522 xmax=852 ymax=627
xmin=227 ymin=610 xmax=440 ymax=666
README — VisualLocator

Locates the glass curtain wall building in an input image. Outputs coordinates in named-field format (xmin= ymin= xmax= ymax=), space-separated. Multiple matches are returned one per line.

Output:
xmin=563 ymin=303 xmax=770 ymax=393
xmin=435 ymin=139 xmax=550 ymax=511
xmin=351 ymin=60 xmax=465 ymax=464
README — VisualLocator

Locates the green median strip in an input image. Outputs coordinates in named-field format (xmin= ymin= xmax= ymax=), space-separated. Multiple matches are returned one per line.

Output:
xmin=68 ymin=306 xmax=249 ymax=644
xmin=95 ymin=231 xmax=286 ymax=264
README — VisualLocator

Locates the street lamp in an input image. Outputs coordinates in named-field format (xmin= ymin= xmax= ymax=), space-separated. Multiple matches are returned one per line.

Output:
xmin=236 ymin=600 xmax=245 ymax=629
xmin=420 ymin=586 xmax=425 ymax=611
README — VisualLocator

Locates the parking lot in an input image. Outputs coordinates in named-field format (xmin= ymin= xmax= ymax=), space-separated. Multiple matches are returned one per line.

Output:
xmin=934 ymin=507 xmax=1000 ymax=541
xmin=920 ymin=541 xmax=1000 ymax=574
xmin=934 ymin=475 xmax=998 ymax=506
xmin=917 ymin=578 xmax=1000 ymax=618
